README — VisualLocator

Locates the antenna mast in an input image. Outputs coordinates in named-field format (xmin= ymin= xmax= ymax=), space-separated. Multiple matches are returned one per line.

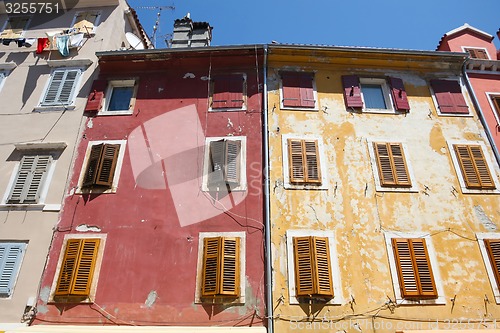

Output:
xmin=136 ymin=5 xmax=175 ymax=48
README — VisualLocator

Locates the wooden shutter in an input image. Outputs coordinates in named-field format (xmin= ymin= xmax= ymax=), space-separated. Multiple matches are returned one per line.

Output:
xmin=85 ymin=80 xmax=107 ymax=112
xmin=466 ymin=48 xmax=489 ymax=59
xmin=55 ymin=239 xmax=100 ymax=297
xmin=0 ymin=16 xmax=30 ymax=39
xmin=392 ymin=238 xmax=437 ymax=299
xmin=293 ymin=236 xmax=333 ymax=297
xmin=42 ymin=69 xmax=81 ymax=106
xmin=374 ymin=143 xmax=411 ymax=187
xmin=342 ymin=75 xmax=363 ymax=108
xmin=208 ymin=140 xmax=225 ymax=187
xmin=201 ymin=237 xmax=240 ymax=298
xmin=8 ymin=155 xmax=51 ymax=204
xmin=485 ymin=239 xmax=500 ymax=290
xmin=211 ymin=75 xmax=244 ymax=109
xmin=224 ymin=140 xmax=241 ymax=185
xmin=281 ymin=72 xmax=315 ymax=108
xmin=388 ymin=77 xmax=410 ymax=111
xmin=0 ymin=243 xmax=25 ymax=297
xmin=430 ymin=79 xmax=469 ymax=114
xmin=492 ymin=97 xmax=500 ymax=121
xmin=454 ymin=144 xmax=495 ymax=189
xmin=208 ymin=140 xmax=241 ymax=187
xmin=288 ymin=139 xmax=321 ymax=184
xmin=82 ymin=144 xmax=120 ymax=188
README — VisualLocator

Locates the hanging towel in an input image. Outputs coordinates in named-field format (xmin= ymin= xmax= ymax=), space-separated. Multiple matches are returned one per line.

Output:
xmin=36 ymin=37 xmax=49 ymax=53
xmin=56 ymin=34 xmax=70 ymax=57
xmin=69 ymin=33 xmax=84 ymax=48
xmin=23 ymin=38 xmax=36 ymax=47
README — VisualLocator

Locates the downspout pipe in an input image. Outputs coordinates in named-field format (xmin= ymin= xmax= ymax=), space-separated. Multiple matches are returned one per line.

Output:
xmin=262 ymin=44 xmax=274 ymax=333
xmin=462 ymin=61 xmax=500 ymax=166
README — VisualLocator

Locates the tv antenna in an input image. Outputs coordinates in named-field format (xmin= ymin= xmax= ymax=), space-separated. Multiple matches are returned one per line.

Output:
xmin=136 ymin=5 xmax=175 ymax=48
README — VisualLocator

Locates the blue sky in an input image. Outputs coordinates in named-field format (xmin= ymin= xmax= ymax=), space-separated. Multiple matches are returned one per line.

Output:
xmin=127 ymin=0 xmax=499 ymax=51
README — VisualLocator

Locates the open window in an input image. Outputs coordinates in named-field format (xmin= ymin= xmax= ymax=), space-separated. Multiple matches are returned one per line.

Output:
xmin=85 ymin=79 xmax=138 ymax=115
xmin=71 ymin=11 xmax=100 ymax=35
xmin=209 ymin=74 xmax=246 ymax=111
xmin=0 ymin=16 xmax=30 ymax=39
xmin=280 ymin=71 xmax=317 ymax=110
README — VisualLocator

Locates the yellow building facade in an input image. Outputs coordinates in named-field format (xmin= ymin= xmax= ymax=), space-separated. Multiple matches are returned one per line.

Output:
xmin=267 ymin=45 xmax=500 ymax=333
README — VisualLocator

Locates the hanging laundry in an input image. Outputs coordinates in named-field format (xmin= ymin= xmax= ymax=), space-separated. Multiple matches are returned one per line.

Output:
xmin=2 ymin=39 xmax=13 ymax=46
xmin=23 ymin=38 xmax=36 ymax=47
xmin=56 ymin=34 xmax=70 ymax=57
xmin=69 ymin=33 xmax=84 ymax=48
xmin=16 ymin=39 xmax=26 ymax=47
xmin=36 ymin=38 xmax=49 ymax=54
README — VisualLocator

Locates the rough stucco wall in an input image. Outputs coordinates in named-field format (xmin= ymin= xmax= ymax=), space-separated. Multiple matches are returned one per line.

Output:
xmin=268 ymin=63 xmax=500 ymax=333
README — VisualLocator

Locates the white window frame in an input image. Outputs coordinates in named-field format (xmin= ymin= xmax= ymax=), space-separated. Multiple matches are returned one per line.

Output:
xmin=194 ymin=231 xmax=246 ymax=304
xmin=477 ymin=233 xmax=500 ymax=304
xmin=359 ymin=77 xmax=394 ymax=114
xmin=98 ymin=80 xmax=137 ymax=116
xmin=0 ymin=15 xmax=31 ymax=39
xmin=70 ymin=10 xmax=101 ymax=35
xmin=429 ymin=77 xmax=472 ymax=117
xmin=447 ymin=140 xmax=500 ymax=194
xmin=1 ymin=147 xmax=62 ymax=209
xmin=279 ymin=71 xmax=319 ymax=111
xmin=461 ymin=46 xmax=491 ymax=60
xmin=0 ymin=241 xmax=27 ymax=299
xmin=286 ymin=230 xmax=342 ymax=305
xmin=208 ymin=73 xmax=247 ymax=112
xmin=281 ymin=134 xmax=328 ymax=190
xmin=76 ymin=140 xmax=127 ymax=194
xmin=367 ymin=139 xmax=419 ymax=193
xmin=201 ymin=136 xmax=247 ymax=192
xmin=48 ymin=233 xmax=107 ymax=303
xmin=384 ymin=231 xmax=446 ymax=305
xmin=486 ymin=92 xmax=500 ymax=125
xmin=37 ymin=67 xmax=83 ymax=110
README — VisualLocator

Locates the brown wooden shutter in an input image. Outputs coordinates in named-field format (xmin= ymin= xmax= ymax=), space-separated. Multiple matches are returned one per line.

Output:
xmin=201 ymin=237 xmax=240 ymax=298
xmin=55 ymin=239 xmax=100 ymax=297
xmin=493 ymin=97 xmax=500 ymax=120
xmin=211 ymin=75 xmax=244 ymax=109
xmin=392 ymin=238 xmax=437 ymax=299
xmin=85 ymin=80 xmax=107 ymax=112
xmin=293 ymin=236 xmax=333 ymax=297
xmin=454 ymin=144 xmax=495 ymax=189
xmin=282 ymin=72 xmax=315 ymax=108
xmin=430 ymin=79 xmax=469 ymax=114
xmin=82 ymin=144 xmax=120 ymax=188
xmin=342 ymin=75 xmax=363 ymax=108
xmin=374 ymin=143 xmax=411 ymax=187
xmin=288 ymin=139 xmax=321 ymax=184
xmin=388 ymin=77 xmax=410 ymax=111
xmin=224 ymin=140 xmax=241 ymax=185
xmin=466 ymin=48 xmax=489 ymax=59
xmin=485 ymin=239 xmax=500 ymax=290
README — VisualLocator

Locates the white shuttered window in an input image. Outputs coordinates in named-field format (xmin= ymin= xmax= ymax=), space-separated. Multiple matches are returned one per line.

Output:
xmin=41 ymin=68 xmax=82 ymax=106
xmin=0 ymin=242 xmax=26 ymax=297
xmin=7 ymin=155 xmax=52 ymax=204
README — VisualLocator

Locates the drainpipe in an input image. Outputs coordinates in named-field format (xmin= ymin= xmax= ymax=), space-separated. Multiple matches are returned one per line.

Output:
xmin=262 ymin=44 xmax=274 ymax=333
xmin=462 ymin=61 xmax=500 ymax=166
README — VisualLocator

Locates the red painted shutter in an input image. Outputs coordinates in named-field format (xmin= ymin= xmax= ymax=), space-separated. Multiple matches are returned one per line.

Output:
xmin=341 ymin=75 xmax=363 ymax=108
xmin=430 ymin=79 xmax=469 ymax=114
xmin=212 ymin=75 xmax=244 ymax=109
xmin=282 ymin=72 xmax=315 ymax=108
xmin=389 ymin=77 xmax=410 ymax=111
xmin=85 ymin=80 xmax=107 ymax=112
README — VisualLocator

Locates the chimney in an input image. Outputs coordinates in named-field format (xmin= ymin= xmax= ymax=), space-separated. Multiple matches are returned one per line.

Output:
xmin=171 ymin=13 xmax=212 ymax=48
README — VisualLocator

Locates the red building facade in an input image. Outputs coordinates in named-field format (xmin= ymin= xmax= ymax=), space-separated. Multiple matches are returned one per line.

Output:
xmin=34 ymin=46 xmax=267 ymax=331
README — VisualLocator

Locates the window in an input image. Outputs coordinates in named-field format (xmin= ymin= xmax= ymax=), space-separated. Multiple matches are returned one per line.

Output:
xmin=202 ymin=137 xmax=246 ymax=192
xmin=293 ymin=236 xmax=333 ymax=298
xmin=487 ymin=94 xmax=500 ymax=124
xmin=209 ymin=74 xmax=246 ymax=111
xmin=40 ymin=68 xmax=82 ymax=107
xmin=282 ymin=135 xmax=327 ymax=190
xmin=49 ymin=234 xmax=106 ymax=303
xmin=384 ymin=232 xmax=445 ymax=304
xmin=0 ymin=242 xmax=26 ymax=298
xmin=77 ymin=140 xmax=126 ymax=194
xmin=85 ymin=79 xmax=138 ymax=115
xmin=448 ymin=141 xmax=499 ymax=193
xmin=430 ymin=79 xmax=470 ymax=115
xmin=280 ymin=71 xmax=317 ymax=110
xmin=0 ymin=16 xmax=30 ymax=39
xmin=464 ymin=47 xmax=489 ymax=59
xmin=6 ymin=155 xmax=51 ymax=204
xmin=286 ymin=230 xmax=342 ymax=305
xmin=195 ymin=232 xmax=245 ymax=304
xmin=341 ymin=76 xmax=409 ymax=113
xmin=477 ymin=233 xmax=500 ymax=303
xmin=72 ymin=11 xmax=100 ymax=35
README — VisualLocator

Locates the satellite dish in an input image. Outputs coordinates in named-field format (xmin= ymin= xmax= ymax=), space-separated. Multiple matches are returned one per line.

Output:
xmin=126 ymin=32 xmax=145 ymax=50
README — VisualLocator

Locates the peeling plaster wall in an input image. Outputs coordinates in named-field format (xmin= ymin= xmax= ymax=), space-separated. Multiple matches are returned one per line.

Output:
xmin=268 ymin=54 xmax=500 ymax=333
